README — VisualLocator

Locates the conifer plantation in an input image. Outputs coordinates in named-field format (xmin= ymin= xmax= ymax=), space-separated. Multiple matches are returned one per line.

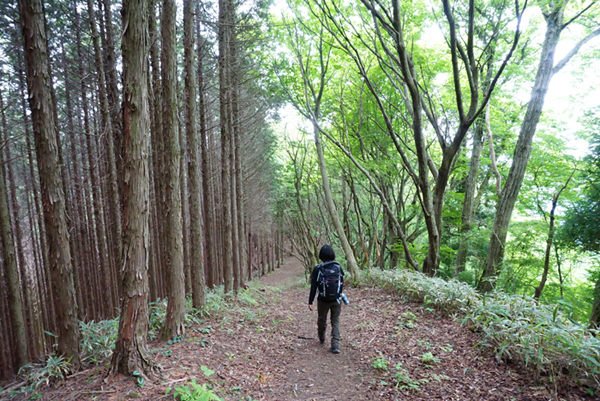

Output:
xmin=1 ymin=0 xmax=600 ymax=398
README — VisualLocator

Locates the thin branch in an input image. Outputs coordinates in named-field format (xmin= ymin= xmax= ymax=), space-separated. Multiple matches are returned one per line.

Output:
xmin=562 ymin=1 xmax=597 ymax=30
xmin=552 ymin=27 xmax=600 ymax=75
xmin=442 ymin=0 xmax=466 ymax=123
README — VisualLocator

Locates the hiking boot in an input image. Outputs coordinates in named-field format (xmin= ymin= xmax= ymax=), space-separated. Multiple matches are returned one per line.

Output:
xmin=331 ymin=347 xmax=340 ymax=354
xmin=320 ymin=339 xmax=325 ymax=345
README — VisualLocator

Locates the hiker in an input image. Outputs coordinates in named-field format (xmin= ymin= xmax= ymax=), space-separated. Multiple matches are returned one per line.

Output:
xmin=308 ymin=245 xmax=345 ymax=354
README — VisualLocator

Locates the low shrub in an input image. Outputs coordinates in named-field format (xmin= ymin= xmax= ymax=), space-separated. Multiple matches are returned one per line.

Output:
xmin=364 ymin=268 xmax=600 ymax=391
xmin=80 ymin=318 xmax=119 ymax=364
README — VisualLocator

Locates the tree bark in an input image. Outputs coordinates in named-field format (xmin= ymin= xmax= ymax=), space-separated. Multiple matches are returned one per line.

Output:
xmin=455 ymin=119 xmax=486 ymax=276
xmin=219 ymin=0 xmax=234 ymax=293
xmin=160 ymin=0 xmax=186 ymax=340
xmin=230 ymin=99 xmax=240 ymax=292
xmin=197 ymin=12 xmax=214 ymax=290
xmin=185 ymin=0 xmax=206 ymax=308
xmin=533 ymin=170 xmax=574 ymax=300
xmin=100 ymin=0 xmax=122 ymax=181
xmin=18 ymin=0 xmax=81 ymax=368
xmin=62 ymin=45 xmax=87 ymax=322
xmin=180 ymin=103 xmax=192 ymax=296
xmin=18 ymin=52 xmax=56 ymax=344
xmin=111 ymin=0 xmax=157 ymax=376
xmin=0 ymin=141 xmax=29 ymax=370
xmin=149 ymin=0 xmax=165 ymax=300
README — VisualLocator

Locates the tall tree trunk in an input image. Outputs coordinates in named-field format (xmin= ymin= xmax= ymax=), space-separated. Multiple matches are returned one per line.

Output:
xmin=455 ymin=119 xmax=486 ymax=276
xmin=313 ymin=122 xmax=360 ymax=282
xmin=87 ymin=0 xmax=122 ymax=306
xmin=2 ymin=82 xmax=38 ymax=360
xmin=180 ymin=120 xmax=192 ymax=297
xmin=111 ymin=0 xmax=156 ymax=375
xmin=231 ymin=31 xmax=247 ymax=289
xmin=160 ymin=0 xmax=186 ymax=340
xmin=480 ymin=6 xmax=565 ymax=292
xmin=18 ymin=0 xmax=80 ymax=368
xmin=149 ymin=0 xmax=165 ymax=298
xmin=0 ymin=141 xmax=29 ymax=370
xmin=73 ymin=0 xmax=96 ymax=320
xmin=147 ymin=56 xmax=158 ymax=304
xmin=197 ymin=10 xmax=214 ymax=290
xmin=230 ymin=100 xmax=240 ymax=291
xmin=219 ymin=0 xmax=234 ymax=293
xmin=20 ymin=61 xmax=56 ymax=344
xmin=82 ymin=62 xmax=110 ymax=319
xmin=533 ymin=171 xmax=574 ymax=300
xmin=63 ymin=46 xmax=86 ymax=321
xmin=185 ymin=0 xmax=206 ymax=308
xmin=0 ymin=279 xmax=15 ymax=379
xmin=100 ymin=0 xmax=121 ymax=182
xmin=228 ymin=22 xmax=241 ymax=292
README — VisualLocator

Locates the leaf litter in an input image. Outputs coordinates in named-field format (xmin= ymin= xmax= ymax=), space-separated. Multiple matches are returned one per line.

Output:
xmin=10 ymin=257 xmax=598 ymax=400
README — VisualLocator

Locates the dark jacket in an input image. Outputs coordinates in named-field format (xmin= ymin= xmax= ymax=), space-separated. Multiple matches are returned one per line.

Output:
xmin=308 ymin=261 xmax=344 ymax=305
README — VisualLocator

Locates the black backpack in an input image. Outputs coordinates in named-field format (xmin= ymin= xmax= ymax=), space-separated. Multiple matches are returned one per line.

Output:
xmin=316 ymin=262 xmax=343 ymax=302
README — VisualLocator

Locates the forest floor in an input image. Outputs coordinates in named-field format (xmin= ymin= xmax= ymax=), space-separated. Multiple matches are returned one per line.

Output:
xmin=4 ymin=256 xmax=597 ymax=401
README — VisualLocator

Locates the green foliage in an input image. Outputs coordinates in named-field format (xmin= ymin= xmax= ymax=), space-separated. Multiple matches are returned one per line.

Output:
xmin=149 ymin=298 xmax=168 ymax=339
xmin=393 ymin=363 xmax=425 ymax=391
xmin=168 ymin=335 xmax=185 ymax=345
xmin=132 ymin=370 xmax=144 ymax=387
xmin=200 ymin=366 xmax=215 ymax=378
xmin=205 ymin=286 xmax=228 ymax=316
xmin=371 ymin=352 xmax=389 ymax=371
xmin=500 ymin=220 xmax=547 ymax=293
xmin=562 ymin=110 xmax=600 ymax=255
xmin=168 ymin=379 xmax=222 ymax=401
xmin=7 ymin=383 xmax=42 ymax=400
xmin=18 ymin=354 xmax=71 ymax=389
xmin=394 ymin=312 xmax=418 ymax=329
xmin=237 ymin=288 xmax=260 ymax=307
xmin=420 ymin=352 xmax=440 ymax=365
xmin=80 ymin=318 xmax=118 ymax=364
xmin=365 ymin=268 xmax=600 ymax=390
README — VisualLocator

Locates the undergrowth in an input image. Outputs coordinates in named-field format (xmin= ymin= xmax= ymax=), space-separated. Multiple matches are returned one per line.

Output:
xmin=14 ymin=283 xmax=266 ymax=396
xmin=364 ymin=268 xmax=600 ymax=392
xmin=80 ymin=318 xmax=119 ymax=364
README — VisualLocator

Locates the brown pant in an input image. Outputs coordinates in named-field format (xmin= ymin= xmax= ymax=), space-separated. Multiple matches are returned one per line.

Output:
xmin=317 ymin=299 xmax=342 ymax=348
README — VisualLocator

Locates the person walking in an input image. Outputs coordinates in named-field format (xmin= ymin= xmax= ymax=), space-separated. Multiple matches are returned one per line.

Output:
xmin=308 ymin=245 xmax=345 ymax=354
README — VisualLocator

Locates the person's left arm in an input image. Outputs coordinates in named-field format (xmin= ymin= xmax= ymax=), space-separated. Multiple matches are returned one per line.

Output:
xmin=308 ymin=266 xmax=318 ymax=311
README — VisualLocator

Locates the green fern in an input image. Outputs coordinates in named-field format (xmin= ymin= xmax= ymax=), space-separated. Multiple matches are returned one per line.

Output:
xmin=169 ymin=379 xmax=222 ymax=401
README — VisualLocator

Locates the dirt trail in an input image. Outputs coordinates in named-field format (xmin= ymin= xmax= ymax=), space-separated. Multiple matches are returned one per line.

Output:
xmin=16 ymin=256 xmax=593 ymax=400
xmin=249 ymin=257 xmax=548 ymax=401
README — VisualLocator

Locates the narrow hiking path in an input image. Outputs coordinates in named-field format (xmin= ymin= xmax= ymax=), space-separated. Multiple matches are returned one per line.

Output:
xmin=17 ymin=256 xmax=593 ymax=400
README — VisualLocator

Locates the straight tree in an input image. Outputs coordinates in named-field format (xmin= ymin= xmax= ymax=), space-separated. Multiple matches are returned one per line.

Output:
xmin=111 ymin=0 xmax=155 ymax=375
xmin=0 ymin=136 xmax=29 ymax=369
xmin=87 ymin=0 xmax=122 ymax=305
xmin=219 ymin=0 xmax=234 ymax=293
xmin=197 ymin=13 xmax=215 ymax=290
xmin=18 ymin=0 xmax=80 ymax=369
xmin=161 ymin=0 xmax=186 ymax=339
xmin=185 ymin=0 xmax=206 ymax=307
